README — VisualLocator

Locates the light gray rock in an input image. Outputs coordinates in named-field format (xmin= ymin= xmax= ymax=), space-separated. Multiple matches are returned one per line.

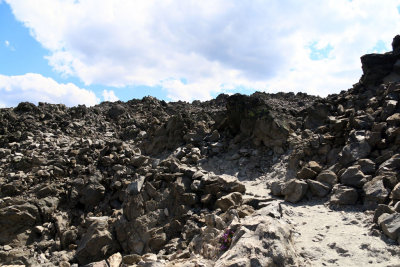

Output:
xmin=281 ymin=179 xmax=308 ymax=203
xmin=127 ymin=175 xmax=145 ymax=195
xmin=270 ymin=181 xmax=284 ymax=196
xmin=214 ymin=206 xmax=300 ymax=267
xmin=215 ymin=192 xmax=243 ymax=212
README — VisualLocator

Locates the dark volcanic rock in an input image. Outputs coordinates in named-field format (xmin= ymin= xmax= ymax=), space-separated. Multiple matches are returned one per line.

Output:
xmin=2 ymin=35 xmax=400 ymax=266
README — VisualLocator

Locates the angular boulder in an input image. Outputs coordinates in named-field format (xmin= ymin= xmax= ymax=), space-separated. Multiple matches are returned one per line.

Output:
xmin=281 ymin=179 xmax=308 ymax=203
xmin=316 ymin=170 xmax=338 ymax=186
xmin=307 ymin=180 xmax=331 ymax=197
xmin=363 ymin=177 xmax=389 ymax=209
xmin=330 ymin=185 xmax=359 ymax=205
xmin=378 ymin=213 xmax=400 ymax=241
xmin=340 ymin=165 xmax=367 ymax=188
xmin=76 ymin=217 xmax=118 ymax=265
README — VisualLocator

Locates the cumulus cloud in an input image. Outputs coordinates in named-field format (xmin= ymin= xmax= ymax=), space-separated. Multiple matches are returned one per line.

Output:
xmin=5 ymin=0 xmax=400 ymax=100
xmin=5 ymin=40 xmax=9 ymax=47
xmin=102 ymin=89 xmax=119 ymax=102
xmin=0 ymin=73 xmax=99 ymax=107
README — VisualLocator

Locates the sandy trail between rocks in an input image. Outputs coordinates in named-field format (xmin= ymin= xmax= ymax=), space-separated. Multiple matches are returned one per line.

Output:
xmin=282 ymin=201 xmax=400 ymax=267
xmin=243 ymin=180 xmax=400 ymax=267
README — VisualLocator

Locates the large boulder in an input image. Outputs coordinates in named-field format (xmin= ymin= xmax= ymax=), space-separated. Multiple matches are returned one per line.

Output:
xmin=339 ymin=140 xmax=371 ymax=166
xmin=330 ymin=185 xmax=359 ymax=205
xmin=340 ymin=165 xmax=367 ymax=188
xmin=75 ymin=217 xmax=118 ymax=265
xmin=226 ymin=94 xmax=291 ymax=148
xmin=316 ymin=170 xmax=338 ymax=186
xmin=281 ymin=179 xmax=308 ymax=203
xmin=214 ymin=206 xmax=300 ymax=267
xmin=215 ymin=192 xmax=243 ymax=212
xmin=363 ymin=177 xmax=390 ymax=209
xmin=0 ymin=201 xmax=40 ymax=246
xmin=307 ymin=180 xmax=331 ymax=197
xmin=378 ymin=213 xmax=400 ymax=241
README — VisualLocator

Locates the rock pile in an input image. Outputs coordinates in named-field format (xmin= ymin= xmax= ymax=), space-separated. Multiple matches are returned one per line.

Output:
xmin=0 ymin=36 xmax=400 ymax=266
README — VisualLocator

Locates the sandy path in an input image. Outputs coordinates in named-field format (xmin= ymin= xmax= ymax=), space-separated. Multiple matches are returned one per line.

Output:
xmin=241 ymin=180 xmax=400 ymax=267
xmin=281 ymin=200 xmax=400 ymax=267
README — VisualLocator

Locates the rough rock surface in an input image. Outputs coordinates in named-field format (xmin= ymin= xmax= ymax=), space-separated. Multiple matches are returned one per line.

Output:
xmin=1 ymin=36 xmax=400 ymax=266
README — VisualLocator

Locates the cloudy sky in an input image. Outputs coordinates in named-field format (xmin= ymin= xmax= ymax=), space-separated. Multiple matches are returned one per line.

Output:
xmin=1 ymin=0 xmax=400 ymax=107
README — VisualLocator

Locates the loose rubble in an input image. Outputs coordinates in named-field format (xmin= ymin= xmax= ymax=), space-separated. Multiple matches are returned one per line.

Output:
xmin=1 ymin=36 xmax=400 ymax=266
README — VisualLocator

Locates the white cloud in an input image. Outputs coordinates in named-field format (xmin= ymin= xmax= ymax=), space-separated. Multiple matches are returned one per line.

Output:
xmin=5 ymin=0 xmax=400 ymax=100
xmin=0 ymin=73 xmax=99 ymax=107
xmin=102 ymin=89 xmax=119 ymax=102
xmin=4 ymin=40 xmax=9 ymax=47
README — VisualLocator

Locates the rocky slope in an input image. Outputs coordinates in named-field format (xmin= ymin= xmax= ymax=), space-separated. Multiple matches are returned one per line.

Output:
xmin=1 ymin=36 xmax=400 ymax=266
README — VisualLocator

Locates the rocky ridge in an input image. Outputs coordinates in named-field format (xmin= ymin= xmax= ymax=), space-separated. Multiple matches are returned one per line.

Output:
xmin=1 ymin=36 xmax=400 ymax=266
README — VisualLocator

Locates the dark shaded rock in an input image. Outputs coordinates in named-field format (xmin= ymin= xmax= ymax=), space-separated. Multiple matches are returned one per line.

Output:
xmin=75 ymin=217 xmax=118 ymax=265
xmin=307 ymin=180 xmax=331 ymax=197
xmin=363 ymin=177 xmax=390 ymax=209
xmin=108 ymin=104 xmax=126 ymax=119
xmin=316 ymin=170 xmax=338 ymax=186
xmin=358 ymin=159 xmax=376 ymax=175
xmin=226 ymin=94 xmax=291 ymax=148
xmin=79 ymin=183 xmax=105 ymax=209
xmin=374 ymin=204 xmax=395 ymax=223
xmin=0 ymin=202 xmax=40 ymax=245
xmin=392 ymin=35 xmax=400 ymax=54
xmin=201 ymin=174 xmax=245 ymax=195
xmin=297 ymin=167 xmax=317 ymax=180
xmin=304 ymin=103 xmax=330 ymax=129
xmin=127 ymin=175 xmax=145 ymax=195
xmin=361 ymin=53 xmax=398 ymax=85
xmin=339 ymin=140 xmax=371 ymax=166
xmin=378 ymin=213 xmax=400 ymax=240
xmin=270 ymin=181 xmax=284 ymax=196
xmin=330 ymin=185 xmax=359 ymax=205
xmin=340 ymin=165 xmax=367 ymax=188
xmin=391 ymin=183 xmax=400 ymax=200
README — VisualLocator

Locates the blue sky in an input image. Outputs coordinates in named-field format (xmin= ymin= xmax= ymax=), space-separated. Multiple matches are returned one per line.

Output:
xmin=1 ymin=0 xmax=400 ymax=107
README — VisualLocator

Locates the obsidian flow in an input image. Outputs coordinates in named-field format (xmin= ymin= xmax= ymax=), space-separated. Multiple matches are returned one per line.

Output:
xmin=0 ymin=36 xmax=400 ymax=266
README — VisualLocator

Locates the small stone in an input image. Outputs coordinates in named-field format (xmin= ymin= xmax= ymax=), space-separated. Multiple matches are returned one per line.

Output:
xmin=308 ymin=161 xmax=322 ymax=173
xmin=107 ymin=252 xmax=122 ymax=267
xmin=59 ymin=261 xmax=71 ymax=267
xmin=122 ymin=254 xmax=142 ymax=265
xmin=391 ymin=183 xmax=400 ymax=200
xmin=127 ymin=175 xmax=145 ymax=195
